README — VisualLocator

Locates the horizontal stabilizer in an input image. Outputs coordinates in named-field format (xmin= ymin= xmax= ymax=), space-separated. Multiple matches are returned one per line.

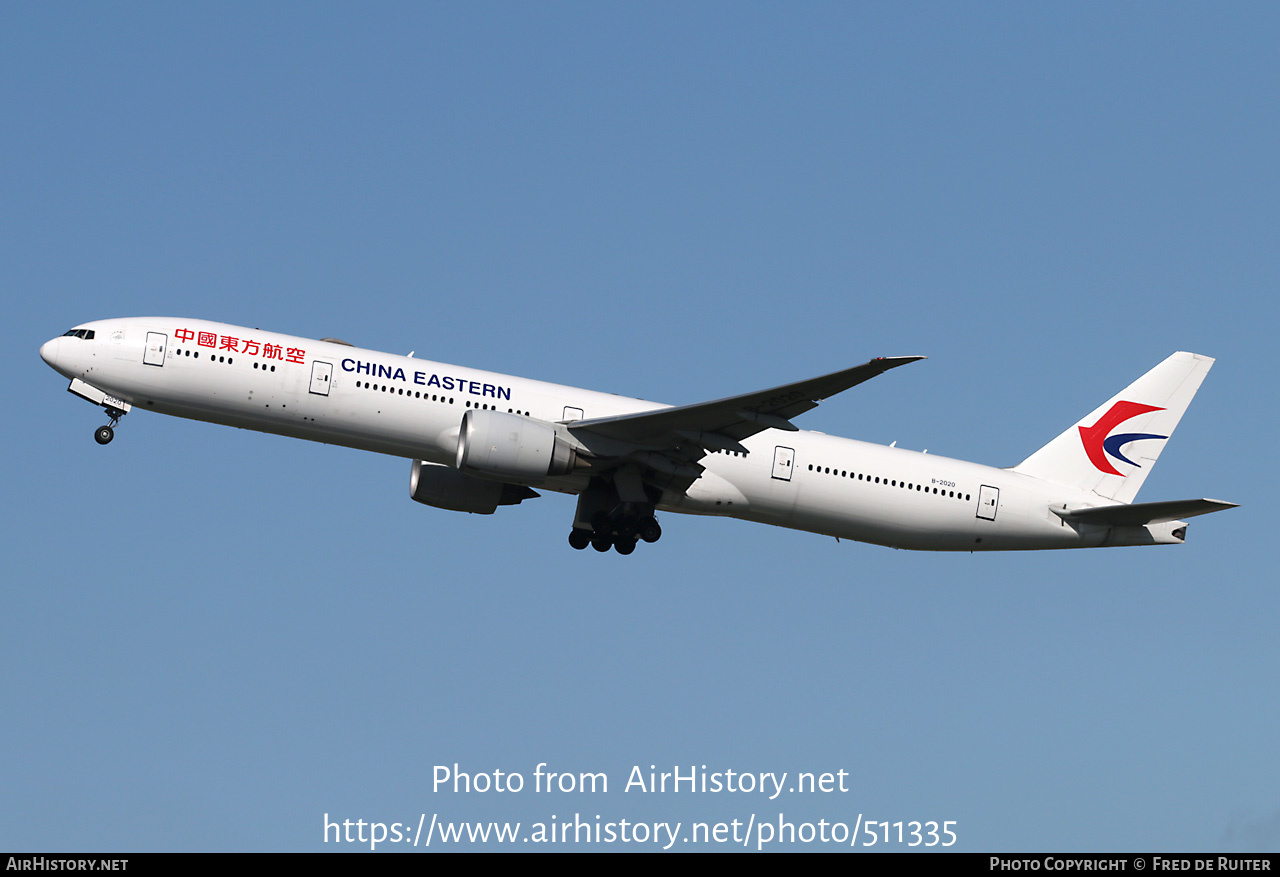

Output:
xmin=1051 ymin=498 xmax=1238 ymax=526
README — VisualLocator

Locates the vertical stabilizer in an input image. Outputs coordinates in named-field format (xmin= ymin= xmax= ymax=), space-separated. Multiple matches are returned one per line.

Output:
xmin=1012 ymin=352 xmax=1214 ymax=503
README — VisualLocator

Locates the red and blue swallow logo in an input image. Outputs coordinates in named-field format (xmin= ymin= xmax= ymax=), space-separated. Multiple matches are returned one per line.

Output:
xmin=1078 ymin=401 xmax=1167 ymax=476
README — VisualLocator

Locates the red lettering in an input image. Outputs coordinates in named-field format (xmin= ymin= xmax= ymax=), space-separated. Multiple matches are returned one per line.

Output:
xmin=198 ymin=332 xmax=216 ymax=348
xmin=286 ymin=347 xmax=305 ymax=364
xmin=175 ymin=328 xmax=195 ymax=343
xmin=263 ymin=343 xmax=283 ymax=360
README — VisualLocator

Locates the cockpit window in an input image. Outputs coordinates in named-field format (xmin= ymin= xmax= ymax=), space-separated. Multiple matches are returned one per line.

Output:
xmin=62 ymin=329 xmax=95 ymax=339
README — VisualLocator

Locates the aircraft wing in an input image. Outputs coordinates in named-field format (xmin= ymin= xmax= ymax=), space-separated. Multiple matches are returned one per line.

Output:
xmin=568 ymin=356 xmax=925 ymax=455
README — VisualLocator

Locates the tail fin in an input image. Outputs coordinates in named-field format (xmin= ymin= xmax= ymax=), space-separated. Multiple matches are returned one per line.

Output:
xmin=1012 ymin=352 xmax=1214 ymax=503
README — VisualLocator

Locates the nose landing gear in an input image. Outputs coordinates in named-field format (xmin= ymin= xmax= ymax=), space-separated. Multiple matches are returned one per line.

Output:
xmin=93 ymin=406 xmax=127 ymax=446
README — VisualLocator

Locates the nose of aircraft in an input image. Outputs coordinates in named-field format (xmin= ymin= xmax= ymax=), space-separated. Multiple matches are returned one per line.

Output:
xmin=40 ymin=337 xmax=61 ymax=369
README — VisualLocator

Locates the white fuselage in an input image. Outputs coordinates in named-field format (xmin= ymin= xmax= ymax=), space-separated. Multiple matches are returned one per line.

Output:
xmin=40 ymin=318 xmax=1179 ymax=551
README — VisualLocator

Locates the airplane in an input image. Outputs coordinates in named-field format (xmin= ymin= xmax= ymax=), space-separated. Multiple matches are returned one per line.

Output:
xmin=39 ymin=318 xmax=1236 ymax=554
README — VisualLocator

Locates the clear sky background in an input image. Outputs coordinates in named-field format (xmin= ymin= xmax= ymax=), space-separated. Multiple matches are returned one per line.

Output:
xmin=4 ymin=3 xmax=1277 ymax=852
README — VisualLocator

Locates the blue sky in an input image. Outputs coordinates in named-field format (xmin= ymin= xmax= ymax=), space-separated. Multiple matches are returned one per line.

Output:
xmin=4 ymin=3 xmax=1277 ymax=852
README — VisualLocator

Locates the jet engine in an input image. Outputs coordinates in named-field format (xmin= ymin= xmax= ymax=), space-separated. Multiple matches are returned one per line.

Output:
xmin=455 ymin=409 xmax=581 ymax=483
xmin=409 ymin=459 xmax=537 ymax=514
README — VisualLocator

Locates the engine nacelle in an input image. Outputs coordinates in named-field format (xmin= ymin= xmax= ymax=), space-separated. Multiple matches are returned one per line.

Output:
xmin=455 ymin=409 xmax=580 ymax=483
xmin=410 ymin=459 xmax=537 ymax=514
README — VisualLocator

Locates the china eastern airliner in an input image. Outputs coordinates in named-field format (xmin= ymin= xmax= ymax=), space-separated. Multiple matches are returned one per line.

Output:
xmin=40 ymin=319 xmax=1235 ymax=554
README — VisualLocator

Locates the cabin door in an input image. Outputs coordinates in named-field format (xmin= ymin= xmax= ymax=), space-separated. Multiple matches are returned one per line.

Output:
xmin=976 ymin=485 xmax=1000 ymax=521
xmin=143 ymin=332 xmax=167 ymax=367
xmin=309 ymin=361 xmax=333 ymax=396
xmin=772 ymin=446 xmax=795 ymax=481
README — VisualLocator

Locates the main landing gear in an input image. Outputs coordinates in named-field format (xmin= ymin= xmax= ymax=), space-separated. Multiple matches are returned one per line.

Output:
xmin=94 ymin=407 xmax=127 ymax=445
xmin=568 ymin=512 xmax=662 ymax=556
xmin=567 ymin=473 xmax=663 ymax=556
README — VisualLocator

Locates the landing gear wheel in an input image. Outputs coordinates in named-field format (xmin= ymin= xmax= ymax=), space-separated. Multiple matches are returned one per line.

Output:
xmin=94 ymin=425 xmax=114 ymax=445
xmin=638 ymin=516 xmax=662 ymax=543
xmin=615 ymin=518 xmax=637 ymax=541
xmin=591 ymin=534 xmax=613 ymax=552
xmin=568 ymin=529 xmax=591 ymax=550
xmin=614 ymin=539 xmax=636 ymax=556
